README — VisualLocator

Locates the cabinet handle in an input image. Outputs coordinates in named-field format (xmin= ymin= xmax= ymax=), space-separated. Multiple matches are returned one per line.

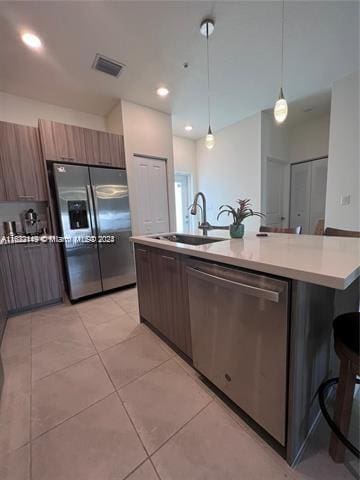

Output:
xmin=60 ymin=156 xmax=75 ymax=161
xmin=138 ymin=248 xmax=148 ymax=254
xmin=24 ymin=244 xmax=42 ymax=249
xmin=17 ymin=195 xmax=35 ymax=199
xmin=99 ymin=161 xmax=111 ymax=165
xmin=161 ymin=254 xmax=176 ymax=261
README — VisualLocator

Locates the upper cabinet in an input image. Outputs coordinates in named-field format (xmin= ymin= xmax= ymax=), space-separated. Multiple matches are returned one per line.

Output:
xmin=0 ymin=121 xmax=48 ymax=201
xmin=39 ymin=120 xmax=125 ymax=168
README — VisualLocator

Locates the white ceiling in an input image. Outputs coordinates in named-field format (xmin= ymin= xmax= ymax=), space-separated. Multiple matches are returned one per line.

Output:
xmin=0 ymin=1 xmax=358 ymax=138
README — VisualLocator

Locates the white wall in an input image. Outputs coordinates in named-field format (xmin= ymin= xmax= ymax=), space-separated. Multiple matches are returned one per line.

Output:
xmin=106 ymin=101 xmax=123 ymax=135
xmin=172 ymin=136 xmax=197 ymax=189
xmin=196 ymin=113 xmax=262 ymax=231
xmin=289 ymin=113 xmax=330 ymax=163
xmin=0 ymin=91 xmax=107 ymax=130
xmin=325 ymin=71 xmax=359 ymax=230
xmin=120 ymin=100 xmax=176 ymax=234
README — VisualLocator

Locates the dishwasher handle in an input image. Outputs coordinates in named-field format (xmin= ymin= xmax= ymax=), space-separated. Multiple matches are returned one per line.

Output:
xmin=187 ymin=267 xmax=281 ymax=303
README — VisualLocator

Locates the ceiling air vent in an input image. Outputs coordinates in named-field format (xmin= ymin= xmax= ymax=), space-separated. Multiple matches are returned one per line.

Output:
xmin=92 ymin=53 xmax=125 ymax=78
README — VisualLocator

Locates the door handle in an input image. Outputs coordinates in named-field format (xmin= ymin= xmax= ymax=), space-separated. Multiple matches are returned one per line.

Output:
xmin=187 ymin=267 xmax=281 ymax=303
xmin=86 ymin=185 xmax=96 ymax=236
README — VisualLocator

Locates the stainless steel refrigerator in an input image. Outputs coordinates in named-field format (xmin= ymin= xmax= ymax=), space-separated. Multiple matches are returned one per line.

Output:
xmin=53 ymin=163 xmax=135 ymax=300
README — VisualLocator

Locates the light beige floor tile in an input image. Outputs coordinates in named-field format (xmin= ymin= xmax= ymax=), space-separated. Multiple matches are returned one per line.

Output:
xmin=31 ymin=314 xmax=86 ymax=349
xmin=75 ymin=296 xmax=124 ymax=316
xmin=0 ymin=444 xmax=30 ymax=480
xmin=142 ymin=325 xmax=176 ymax=357
xmin=173 ymin=355 xmax=215 ymax=397
xmin=293 ymin=417 xmax=358 ymax=480
xmin=31 ymin=355 xmax=114 ymax=438
xmin=32 ymin=303 xmax=75 ymax=320
xmin=32 ymin=331 xmax=96 ymax=382
xmin=1 ymin=315 xmax=31 ymax=359
xmin=0 ymin=388 xmax=30 ymax=457
xmin=152 ymin=401 xmax=293 ymax=480
xmin=119 ymin=359 xmax=212 ymax=454
xmin=119 ymin=299 xmax=140 ymax=316
xmin=1 ymin=350 xmax=31 ymax=395
xmin=101 ymin=332 xmax=172 ymax=389
xmin=126 ymin=460 xmax=159 ymax=480
xmin=83 ymin=313 xmax=145 ymax=351
xmin=31 ymin=393 xmax=146 ymax=480
xmin=110 ymin=287 xmax=137 ymax=303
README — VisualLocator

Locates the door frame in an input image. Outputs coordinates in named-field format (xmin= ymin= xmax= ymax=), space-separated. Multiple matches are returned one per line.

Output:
xmin=264 ymin=156 xmax=291 ymax=228
xmin=174 ymin=171 xmax=194 ymax=231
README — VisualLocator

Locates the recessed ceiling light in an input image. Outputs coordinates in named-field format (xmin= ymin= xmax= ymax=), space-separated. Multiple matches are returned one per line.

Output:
xmin=21 ymin=32 xmax=42 ymax=49
xmin=157 ymin=87 xmax=169 ymax=97
xmin=184 ymin=125 xmax=193 ymax=132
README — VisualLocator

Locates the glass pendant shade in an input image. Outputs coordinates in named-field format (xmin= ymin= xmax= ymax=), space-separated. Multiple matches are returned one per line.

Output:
xmin=205 ymin=126 xmax=215 ymax=150
xmin=274 ymin=88 xmax=288 ymax=123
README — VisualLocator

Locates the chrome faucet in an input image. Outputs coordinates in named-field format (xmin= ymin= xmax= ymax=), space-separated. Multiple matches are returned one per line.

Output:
xmin=190 ymin=192 xmax=231 ymax=236
xmin=190 ymin=192 xmax=212 ymax=235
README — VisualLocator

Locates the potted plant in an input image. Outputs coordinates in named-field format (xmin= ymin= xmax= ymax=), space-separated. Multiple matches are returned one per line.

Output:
xmin=217 ymin=199 xmax=264 ymax=238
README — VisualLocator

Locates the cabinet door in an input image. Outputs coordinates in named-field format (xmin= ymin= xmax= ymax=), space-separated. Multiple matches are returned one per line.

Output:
xmin=0 ymin=247 xmax=16 ymax=312
xmin=97 ymin=131 xmax=125 ymax=168
xmin=9 ymin=244 xmax=62 ymax=310
xmin=134 ymin=244 xmax=155 ymax=324
xmin=0 ymin=122 xmax=48 ymax=201
xmin=39 ymin=120 xmax=87 ymax=163
xmin=152 ymin=249 xmax=188 ymax=354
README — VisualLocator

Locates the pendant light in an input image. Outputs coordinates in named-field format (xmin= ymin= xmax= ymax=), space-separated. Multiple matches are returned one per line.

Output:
xmin=201 ymin=18 xmax=215 ymax=149
xmin=274 ymin=0 xmax=288 ymax=123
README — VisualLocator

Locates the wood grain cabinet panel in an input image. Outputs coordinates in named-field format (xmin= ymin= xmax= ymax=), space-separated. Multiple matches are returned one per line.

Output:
xmin=0 ymin=247 xmax=17 ymax=311
xmin=134 ymin=245 xmax=156 ymax=325
xmin=0 ymin=121 xmax=48 ymax=201
xmin=6 ymin=243 xmax=62 ymax=311
xmin=39 ymin=120 xmax=125 ymax=167
xmin=134 ymin=245 xmax=192 ymax=358
xmin=39 ymin=120 xmax=87 ymax=163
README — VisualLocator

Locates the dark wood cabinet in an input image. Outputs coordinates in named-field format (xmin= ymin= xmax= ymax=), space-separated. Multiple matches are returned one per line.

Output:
xmin=134 ymin=245 xmax=155 ymax=325
xmin=0 ymin=121 xmax=48 ymax=201
xmin=135 ymin=245 xmax=192 ymax=358
xmin=39 ymin=120 xmax=87 ymax=163
xmin=39 ymin=119 xmax=125 ymax=168
xmin=0 ymin=249 xmax=9 ymax=341
xmin=0 ymin=243 xmax=62 ymax=313
xmin=0 ymin=247 xmax=17 ymax=311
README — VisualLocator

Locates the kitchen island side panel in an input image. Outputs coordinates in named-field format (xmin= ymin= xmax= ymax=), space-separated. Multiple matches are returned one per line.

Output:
xmin=286 ymin=279 xmax=359 ymax=465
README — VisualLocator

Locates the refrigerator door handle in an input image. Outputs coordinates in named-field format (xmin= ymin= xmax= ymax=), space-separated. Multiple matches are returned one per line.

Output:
xmin=86 ymin=185 xmax=97 ymax=237
xmin=90 ymin=184 xmax=101 ymax=243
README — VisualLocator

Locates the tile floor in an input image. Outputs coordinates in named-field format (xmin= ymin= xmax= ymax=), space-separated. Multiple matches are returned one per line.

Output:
xmin=0 ymin=286 xmax=358 ymax=479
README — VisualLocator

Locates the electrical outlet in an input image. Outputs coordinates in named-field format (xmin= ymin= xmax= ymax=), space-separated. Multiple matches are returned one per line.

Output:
xmin=340 ymin=194 xmax=351 ymax=206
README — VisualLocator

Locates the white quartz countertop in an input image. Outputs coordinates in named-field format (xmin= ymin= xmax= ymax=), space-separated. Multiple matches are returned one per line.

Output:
xmin=131 ymin=231 xmax=360 ymax=290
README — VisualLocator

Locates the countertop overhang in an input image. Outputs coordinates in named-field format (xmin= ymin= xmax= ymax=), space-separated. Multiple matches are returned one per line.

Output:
xmin=131 ymin=231 xmax=360 ymax=290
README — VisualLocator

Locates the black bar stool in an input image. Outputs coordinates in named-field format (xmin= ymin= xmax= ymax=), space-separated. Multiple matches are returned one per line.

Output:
xmin=319 ymin=312 xmax=360 ymax=462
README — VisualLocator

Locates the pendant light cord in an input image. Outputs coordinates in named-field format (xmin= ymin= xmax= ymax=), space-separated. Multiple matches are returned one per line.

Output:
xmin=206 ymin=22 xmax=211 ymax=129
xmin=280 ymin=0 xmax=285 ymax=87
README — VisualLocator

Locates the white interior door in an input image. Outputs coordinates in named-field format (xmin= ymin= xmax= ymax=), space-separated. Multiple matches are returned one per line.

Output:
xmin=133 ymin=156 xmax=170 ymax=234
xmin=309 ymin=157 xmax=328 ymax=234
xmin=290 ymin=162 xmax=311 ymax=234
xmin=265 ymin=158 xmax=287 ymax=227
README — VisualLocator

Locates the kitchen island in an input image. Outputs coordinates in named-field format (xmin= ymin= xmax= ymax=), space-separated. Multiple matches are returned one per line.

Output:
xmin=131 ymin=231 xmax=360 ymax=465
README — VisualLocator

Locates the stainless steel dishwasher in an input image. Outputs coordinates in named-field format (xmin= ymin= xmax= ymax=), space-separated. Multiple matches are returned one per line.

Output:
xmin=187 ymin=259 xmax=289 ymax=445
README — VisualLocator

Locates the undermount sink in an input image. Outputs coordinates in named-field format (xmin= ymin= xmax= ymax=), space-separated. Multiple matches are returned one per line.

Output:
xmin=153 ymin=233 xmax=225 ymax=246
